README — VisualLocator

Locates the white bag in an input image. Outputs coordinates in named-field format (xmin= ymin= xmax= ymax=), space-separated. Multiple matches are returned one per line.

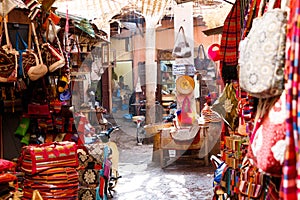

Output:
xmin=238 ymin=0 xmax=287 ymax=98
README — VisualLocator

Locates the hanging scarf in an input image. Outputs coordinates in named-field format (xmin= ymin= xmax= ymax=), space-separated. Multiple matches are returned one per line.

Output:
xmin=219 ymin=0 xmax=242 ymax=83
xmin=280 ymin=0 xmax=300 ymax=199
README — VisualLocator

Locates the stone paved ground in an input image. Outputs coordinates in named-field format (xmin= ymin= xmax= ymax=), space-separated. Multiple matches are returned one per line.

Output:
xmin=105 ymin=110 xmax=217 ymax=200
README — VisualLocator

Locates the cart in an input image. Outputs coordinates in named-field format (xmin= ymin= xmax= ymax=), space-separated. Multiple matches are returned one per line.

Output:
xmin=158 ymin=125 xmax=209 ymax=168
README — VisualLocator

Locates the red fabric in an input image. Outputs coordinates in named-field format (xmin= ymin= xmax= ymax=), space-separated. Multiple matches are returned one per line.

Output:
xmin=279 ymin=0 xmax=300 ymax=198
xmin=248 ymin=93 xmax=286 ymax=176
xmin=219 ymin=0 xmax=242 ymax=80
xmin=20 ymin=141 xmax=78 ymax=175
xmin=0 ymin=173 xmax=17 ymax=183
xmin=180 ymin=96 xmax=193 ymax=125
xmin=0 ymin=159 xmax=15 ymax=172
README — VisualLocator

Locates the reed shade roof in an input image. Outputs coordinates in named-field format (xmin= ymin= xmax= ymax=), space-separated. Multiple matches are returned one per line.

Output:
xmin=53 ymin=0 xmax=174 ymax=31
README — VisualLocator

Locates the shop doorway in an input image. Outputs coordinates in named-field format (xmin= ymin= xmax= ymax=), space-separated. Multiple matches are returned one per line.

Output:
xmin=111 ymin=61 xmax=133 ymax=112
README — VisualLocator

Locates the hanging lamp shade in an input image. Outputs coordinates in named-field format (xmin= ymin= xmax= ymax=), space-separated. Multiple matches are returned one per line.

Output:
xmin=208 ymin=43 xmax=221 ymax=61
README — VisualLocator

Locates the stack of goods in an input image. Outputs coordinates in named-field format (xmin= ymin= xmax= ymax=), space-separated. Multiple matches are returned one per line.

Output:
xmin=222 ymin=135 xmax=248 ymax=168
xmin=0 ymin=159 xmax=17 ymax=199
xmin=201 ymin=104 xmax=222 ymax=124
xmin=77 ymin=144 xmax=109 ymax=200
xmin=236 ymin=95 xmax=255 ymax=136
xmin=19 ymin=141 xmax=79 ymax=199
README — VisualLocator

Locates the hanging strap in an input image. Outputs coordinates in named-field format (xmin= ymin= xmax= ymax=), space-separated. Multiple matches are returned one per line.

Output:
xmin=46 ymin=18 xmax=64 ymax=56
xmin=178 ymin=26 xmax=188 ymax=43
xmin=258 ymin=0 xmax=266 ymax=17
xmin=242 ymin=0 xmax=257 ymax=39
xmin=197 ymin=44 xmax=207 ymax=59
xmin=31 ymin=22 xmax=44 ymax=65
xmin=0 ymin=21 xmax=3 ymax=44
xmin=3 ymin=16 xmax=12 ymax=52
xmin=174 ymin=26 xmax=189 ymax=46
xmin=16 ymin=32 xmax=28 ymax=77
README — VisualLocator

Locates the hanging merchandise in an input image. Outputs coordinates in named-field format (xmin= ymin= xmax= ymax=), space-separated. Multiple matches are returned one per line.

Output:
xmin=194 ymin=44 xmax=216 ymax=80
xmin=238 ymin=157 xmax=265 ymax=199
xmin=219 ymin=165 xmax=239 ymax=199
xmin=0 ymin=18 xmax=18 ymax=82
xmin=27 ymin=103 xmax=50 ymax=116
xmin=238 ymin=0 xmax=287 ymax=98
xmin=42 ymin=10 xmax=61 ymax=31
xmin=176 ymin=75 xmax=195 ymax=95
xmin=172 ymin=64 xmax=196 ymax=76
xmin=14 ymin=30 xmax=39 ymax=79
xmin=237 ymin=97 xmax=254 ymax=136
xmin=26 ymin=0 xmax=41 ymax=20
xmin=208 ymin=43 xmax=221 ymax=61
xmin=41 ymin=19 xmax=65 ymax=73
xmin=0 ymin=0 xmax=27 ymax=17
xmin=248 ymin=91 xmax=286 ymax=176
xmin=180 ymin=96 xmax=194 ymax=126
xmin=172 ymin=26 xmax=192 ymax=58
xmin=194 ymin=44 xmax=215 ymax=71
xmin=15 ymin=117 xmax=30 ymax=137
xmin=59 ymin=89 xmax=71 ymax=101
xmin=57 ymin=75 xmax=69 ymax=93
xmin=25 ymin=77 xmax=50 ymax=118
xmin=211 ymin=82 xmax=239 ymax=131
xmin=219 ymin=0 xmax=241 ymax=83
xmin=27 ymin=22 xmax=48 ymax=81
xmin=280 ymin=0 xmax=300 ymax=198
xmin=41 ymin=0 xmax=56 ymax=11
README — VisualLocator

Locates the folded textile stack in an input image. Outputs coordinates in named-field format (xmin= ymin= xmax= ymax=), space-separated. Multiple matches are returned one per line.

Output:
xmin=22 ymin=167 xmax=78 ymax=199
xmin=202 ymin=105 xmax=222 ymax=123
xmin=19 ymin=141 xmax=79 ymax=200
xmin=0 ymin=159 xmax=18 ymax=199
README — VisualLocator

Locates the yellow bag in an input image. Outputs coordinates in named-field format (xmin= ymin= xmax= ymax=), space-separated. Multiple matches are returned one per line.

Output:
xmin=211 ymin=83 xmax=239 ymax=131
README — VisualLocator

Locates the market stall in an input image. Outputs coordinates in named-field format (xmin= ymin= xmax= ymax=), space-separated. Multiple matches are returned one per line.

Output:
xmin=0 ymin=0 xmax=299 ymax=199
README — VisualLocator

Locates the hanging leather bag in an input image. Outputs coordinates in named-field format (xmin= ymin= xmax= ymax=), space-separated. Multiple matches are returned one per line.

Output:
xmin=0 ymin=17 xmax=18 ymax=82
xmin=238 ymin=0 xmax=287 ymax=98
xmin=41 ymin=18 xmax=65 ymax=73
xmin=27 ymin=22 xmax=48 ymax=81
xmin=172 ymin=26 xmax=192 ymax=58
xmin=15 ymin=31 xmax=38 ymax=79
xmin=194 ymin=44 xmax=215 ymax=71
xmin=1 ymin=19 xmax=40 ymax=82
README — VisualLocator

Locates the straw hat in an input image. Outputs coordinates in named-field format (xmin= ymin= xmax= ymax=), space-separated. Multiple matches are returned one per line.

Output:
xmin=176 ymin=75 xmax=195 ymax=95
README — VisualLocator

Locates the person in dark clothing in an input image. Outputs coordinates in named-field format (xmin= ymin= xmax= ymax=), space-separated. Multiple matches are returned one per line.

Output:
xmin=129 ymin=92 xmax=137 ymax=116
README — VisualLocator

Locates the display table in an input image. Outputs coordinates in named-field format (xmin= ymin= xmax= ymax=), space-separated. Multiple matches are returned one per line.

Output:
xmin=156 ymin=125 xmax=209 ymax=168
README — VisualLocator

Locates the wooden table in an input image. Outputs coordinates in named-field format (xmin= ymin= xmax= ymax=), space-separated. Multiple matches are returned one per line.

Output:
xmin=157 ymin=125 xmax=209 ymax=168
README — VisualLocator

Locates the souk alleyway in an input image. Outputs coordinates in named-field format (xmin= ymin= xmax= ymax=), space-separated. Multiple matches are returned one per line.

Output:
xmin=106 ymin=110 xmax=219 ymax=200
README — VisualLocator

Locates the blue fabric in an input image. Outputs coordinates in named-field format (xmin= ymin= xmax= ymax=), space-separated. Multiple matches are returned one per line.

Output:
xmin=96 ymin=145 xmax=110 ymax=200
xmin=16 ymin=32 xmax=28 ymax=77
xmin=213 ymin=161 xmax=227 ymax=187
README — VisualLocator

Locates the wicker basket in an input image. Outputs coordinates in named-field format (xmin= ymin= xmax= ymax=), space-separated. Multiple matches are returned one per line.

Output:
xmin=144 ymin=123 xmax=173 ymax=136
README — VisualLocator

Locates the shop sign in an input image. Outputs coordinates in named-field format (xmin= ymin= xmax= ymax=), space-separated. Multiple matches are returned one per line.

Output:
xmin=172 ymin=64 xmax=195 ymax=76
